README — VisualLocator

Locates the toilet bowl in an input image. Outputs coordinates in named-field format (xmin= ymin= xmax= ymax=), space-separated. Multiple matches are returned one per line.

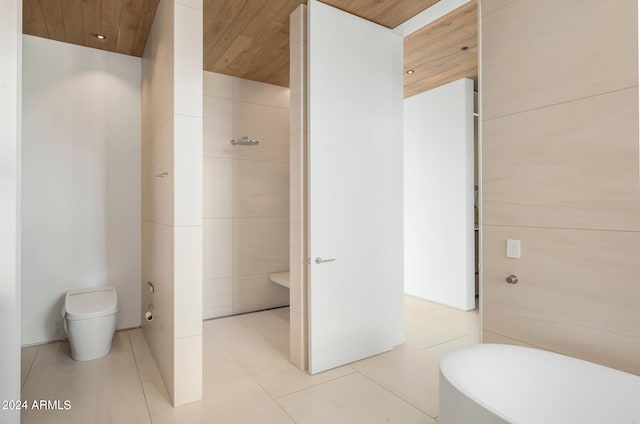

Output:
xmin=62 ymin=286 xmax=118 ymax=361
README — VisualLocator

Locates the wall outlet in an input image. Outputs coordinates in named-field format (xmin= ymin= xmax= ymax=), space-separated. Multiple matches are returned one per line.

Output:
xmin=507 ymin=239 xmax=521 ymax=258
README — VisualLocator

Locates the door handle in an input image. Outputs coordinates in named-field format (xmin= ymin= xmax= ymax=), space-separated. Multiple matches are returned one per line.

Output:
xmin=315 ymin=257 xmax=336 ymax=264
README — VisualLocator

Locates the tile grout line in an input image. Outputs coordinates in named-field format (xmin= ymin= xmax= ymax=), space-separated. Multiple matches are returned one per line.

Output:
xmin=231 ymin=157 xmax=290 ymax=164
xmin=174 ymin=112 xmax=203 ymax=120
xmin=200 ymin=325 xmax=246 ymax=372
xmin=203 ymin=155 xmax=289 ymax=164
xmin=411 ymin=317 xmax=478 ymax=336
xmin=203 ymin=93 xmax=289 ymax=111
xmin=231 ymin=96 xmax=237 ymax=315
xmin=21 ymin=346 xmax=40 ymax=392
xmin=203 ymin=317 xmax=354 ymax=418
xmin=356 ymin=370 xmax=439 ymax=421
xmin=482 ymin=84 xmax=638 ymax=123
xmin=142 ymin=116 xmax=172 ymax=150
xmin=272 ymin=368 xmax=359 ymax=401
xmin=421 ymin=334 xmax=470 ymax=352
xmin=234 ymin=361 xmax=300 ymax=424
xmin=198 ymin=325 xmax=303 ymax=421
xmin=483 ymin=222 xmax=640 ymax=234
xmin=128 ymin=331 xmax=156 ymax=424
xmin=407 ymin=318 xmax=468 ymax=340
xmin=405 ymin=307 xmax=448 ymax=317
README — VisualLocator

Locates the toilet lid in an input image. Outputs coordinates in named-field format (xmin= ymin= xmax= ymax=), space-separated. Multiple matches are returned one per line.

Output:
xmin=64 ymin=286 xmax=117 ymax=321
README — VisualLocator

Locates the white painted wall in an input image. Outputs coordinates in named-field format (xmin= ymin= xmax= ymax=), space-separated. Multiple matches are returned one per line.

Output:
xmin=0 ymin=0 xmax=21 ymax=421
xmin=21 ymin=35 xmax=142 ymax=345
xmin=404 ymin=78 xmax=475 ymax=311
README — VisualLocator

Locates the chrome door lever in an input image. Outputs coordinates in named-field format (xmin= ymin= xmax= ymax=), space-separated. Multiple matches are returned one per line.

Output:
xmin=315 ymin=257 xmax=336 ymax=264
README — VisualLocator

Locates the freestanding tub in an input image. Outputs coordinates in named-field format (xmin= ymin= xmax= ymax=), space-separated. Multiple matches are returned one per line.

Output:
xmin=439 ymin=344 xmax=640 ymax=423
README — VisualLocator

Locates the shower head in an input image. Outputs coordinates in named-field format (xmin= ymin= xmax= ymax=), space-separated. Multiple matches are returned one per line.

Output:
xmin=230 ymin=136 xmax=259 ymax=146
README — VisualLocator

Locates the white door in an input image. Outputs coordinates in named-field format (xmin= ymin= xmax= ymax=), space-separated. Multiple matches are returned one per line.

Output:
xmin=307 ymin=0 xmax=404 ymax=374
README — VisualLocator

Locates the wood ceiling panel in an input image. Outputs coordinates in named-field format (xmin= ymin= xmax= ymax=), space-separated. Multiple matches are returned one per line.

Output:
xmin=61 ymin=0 xmax=84 ymax=46
xmin=404 ymin=0 xmax=478 ymax=98
xmin=40 ymin=1 xmax=66 ymax=41
xmin=204 ymin=0 xmax=304 ymax=87
xmin=321 ymin=0 xmax=439 ymax=28
xmin=204 ymin=0 xmax=443 ymax=87
xmin=22 ymin=0 xmax=48 ymax=38
xmin=22 ymin=0 xmax=159 ymax=57
xmin=23 ymin=0 xmax=476 ymax=94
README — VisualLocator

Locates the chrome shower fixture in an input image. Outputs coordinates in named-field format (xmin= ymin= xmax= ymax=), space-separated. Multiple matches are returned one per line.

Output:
xmin=230 ymin=136 xmax=259 ymax=146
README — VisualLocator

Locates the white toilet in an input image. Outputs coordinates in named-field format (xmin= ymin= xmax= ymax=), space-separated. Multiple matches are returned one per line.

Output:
xmin=62 ymin=286 xmax=118 ymax=361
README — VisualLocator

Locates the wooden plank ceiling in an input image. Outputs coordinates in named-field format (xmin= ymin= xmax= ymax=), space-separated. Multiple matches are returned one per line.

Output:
xmin=204 ymin=0 xmax=440 ymax=87
xmin=22 ymin=0 xmax=159 ymax=57
xmin=404 ymin=0 xmax=478 ymax=98
xmin=322 ymin=0 xmax=439 ymax=28
xmin=22 ymin=0 xmax=477 ymax=97
xmin=204 ymin=0 xmax=304 ymax=88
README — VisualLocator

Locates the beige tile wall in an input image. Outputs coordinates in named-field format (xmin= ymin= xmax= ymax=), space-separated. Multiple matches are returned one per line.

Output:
xmin=483 ymin=226 xmax=640 ymax=374
xmin=483 ymin=88 xmax=640 ymax=231
xmin=289 ymin=5 xmax=308 ymax=371
xmin=141 ymin=0 xmax=203 ymax=407
xmin=482 ymin=0 xmax=637 ymax=121
xmin=202 ymin=71 xmax=290 ymax=320
xmin=142 ymin=0 xmax=176 ymax=403
xmin=481 ymin=0 xmax=640 ymax=374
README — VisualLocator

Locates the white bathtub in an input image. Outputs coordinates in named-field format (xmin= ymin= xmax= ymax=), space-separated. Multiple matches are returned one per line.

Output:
xmin=439 ymin=344 xmax=640 ymax=423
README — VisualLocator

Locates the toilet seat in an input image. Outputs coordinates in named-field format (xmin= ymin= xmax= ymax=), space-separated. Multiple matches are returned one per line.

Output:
xmin=64 ymin=286 xmax=117 ymax=321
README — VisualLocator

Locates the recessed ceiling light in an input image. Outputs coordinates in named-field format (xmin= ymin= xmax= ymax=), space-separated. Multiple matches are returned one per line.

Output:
xmin=406 ymin=69 xmax=415 ymax=74
xmin=94 ymin=34 xmax=106 ymax=40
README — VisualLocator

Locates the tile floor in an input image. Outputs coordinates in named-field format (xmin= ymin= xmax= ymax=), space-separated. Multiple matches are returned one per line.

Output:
xmin=20 ymin=295 xmax=479 ymax=424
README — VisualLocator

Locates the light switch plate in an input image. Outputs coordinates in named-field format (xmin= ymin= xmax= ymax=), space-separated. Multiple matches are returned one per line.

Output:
xmin=507 ymin=239 xmax=521 ymax=259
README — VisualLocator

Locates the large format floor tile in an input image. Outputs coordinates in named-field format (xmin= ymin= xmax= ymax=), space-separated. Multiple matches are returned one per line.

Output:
xmin=404 ymin=295 xmax=448 ymax=317
xmin=20 ymin=296 xmax=479 ymax=423
xmin=143 ymin=374 xmax=295 ymax=424
xmin=423 ymin=334 xmax=480 ymax=359
xmin=22 ymin=348 xmax=151 ymax=424
xmin=251 ymin=360 xmax=356 ymax=399
xmin=404 ymin=316 xmax=466 ymax=349
xmin=202 ymin=331 xmax=248 ymax=384
xmin=277 ymin=372 xmax=436 ymax=424
xmin=351 ymin=344 xmax=441 ymax=418
xmin=205 ymin=308 xmax=354 ymax=398
xmin=129 ymin=328 xmax=161 ymax=382
xmin=143 ymin=332 xmax=293 ymax=424
xmin=21 ymin=345 xmax=39 ymax=389
xmin=204 ymin=308 xmax=290 ymax=372
xmin=415 ymin=307 xmax=480 ymax=336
